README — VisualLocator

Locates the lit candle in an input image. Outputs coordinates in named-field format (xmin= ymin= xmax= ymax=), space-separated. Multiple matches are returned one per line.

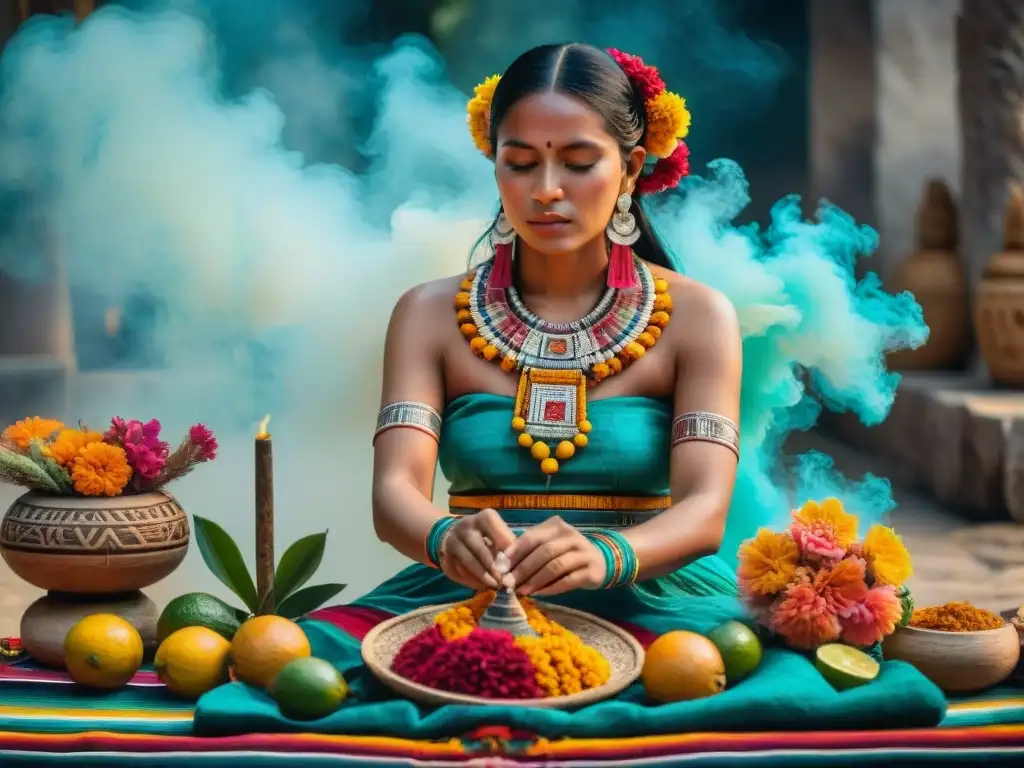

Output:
xmin=255 ymin=415 xmax=274 ymax=614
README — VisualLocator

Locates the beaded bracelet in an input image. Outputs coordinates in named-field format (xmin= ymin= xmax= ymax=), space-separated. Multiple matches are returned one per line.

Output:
xmin=425 ymin=516 xmax=459 ymax=569
xmin=586 ymin=529 xmax=640 ymax=589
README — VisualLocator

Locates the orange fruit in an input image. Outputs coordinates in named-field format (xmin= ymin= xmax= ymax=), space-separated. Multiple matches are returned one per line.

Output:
xmin=230 ymin=615 xmax=311 ymax=689
xmin=641 ymin=630 xmax=726 ymax=703
xmin=64 ymin=614 xmax=144 ymax=690
xmin=155 ymin=626 xmax=232 ymax=699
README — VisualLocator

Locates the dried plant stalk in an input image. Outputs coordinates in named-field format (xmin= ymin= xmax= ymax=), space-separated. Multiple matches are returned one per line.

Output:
xmin=159 ymin=439 xmax=201 ymax=485
xmin=0 ymin=451 xmax=62 ymax=493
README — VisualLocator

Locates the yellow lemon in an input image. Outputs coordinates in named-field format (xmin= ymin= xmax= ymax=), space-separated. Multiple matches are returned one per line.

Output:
xmin=155 ymin=626 xmax=232 ymax=699
xmin=64 ymin=614 xmax=144 ymax=690
xmin=231 ymin=615 xmax=311 ymax=689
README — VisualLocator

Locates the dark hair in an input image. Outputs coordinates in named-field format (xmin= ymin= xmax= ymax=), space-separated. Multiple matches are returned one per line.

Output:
xmin=486 ymin=42 xmax=675 ymax=272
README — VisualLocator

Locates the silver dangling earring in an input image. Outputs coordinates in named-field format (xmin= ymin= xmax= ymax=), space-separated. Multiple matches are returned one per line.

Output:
xmin=606 ymin=193 xmax=640 ymax=246
xmin=491 ymin=211 xmax=517 ymax=247
xmin=606 ymin=193 xmax=639 ymax=289
xmin=488 ymin=211 xmax=516 ymax=289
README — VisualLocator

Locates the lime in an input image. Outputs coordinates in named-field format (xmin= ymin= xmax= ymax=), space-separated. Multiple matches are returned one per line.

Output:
xmin=270 ymin=657 xmax=348 ymax=720
xmin=157 ymin=593 xmax=242 ymax=644
xmin=706 ymin=620 xmax=763 ymax=685
xmin=815 ymin=643 xmax=880 ymax=690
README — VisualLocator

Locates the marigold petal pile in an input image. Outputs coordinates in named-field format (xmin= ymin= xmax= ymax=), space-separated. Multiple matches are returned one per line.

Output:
xmin=391 ymin=592 xmax=612 ymax=699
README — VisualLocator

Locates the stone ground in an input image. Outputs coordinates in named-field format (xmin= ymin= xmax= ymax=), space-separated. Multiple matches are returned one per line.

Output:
xmin=1 ymin=428 xmax=1023 ymax=638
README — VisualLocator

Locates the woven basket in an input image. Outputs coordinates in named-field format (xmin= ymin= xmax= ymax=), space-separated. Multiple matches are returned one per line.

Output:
xmin=361 ymin=601 xmax=645 ymax=709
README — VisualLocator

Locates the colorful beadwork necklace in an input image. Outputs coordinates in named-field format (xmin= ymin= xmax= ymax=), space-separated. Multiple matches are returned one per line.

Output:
xmin=454 ymin=253 xmax=673 ymax=475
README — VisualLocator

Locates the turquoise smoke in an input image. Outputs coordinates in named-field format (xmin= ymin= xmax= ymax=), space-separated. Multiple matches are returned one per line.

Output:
xmin=650 ymin=161 xmax=927 ymax=561
xmin=0 ymin=5 xmax=928 ymax=561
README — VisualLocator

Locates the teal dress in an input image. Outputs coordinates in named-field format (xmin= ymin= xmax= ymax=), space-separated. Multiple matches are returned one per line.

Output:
xmin=193 ymin=393 xmax=946 ymax=738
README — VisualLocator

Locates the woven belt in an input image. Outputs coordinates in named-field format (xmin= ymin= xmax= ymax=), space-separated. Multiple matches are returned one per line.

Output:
xmin=447 ymin=493 xmax=670 ymax=530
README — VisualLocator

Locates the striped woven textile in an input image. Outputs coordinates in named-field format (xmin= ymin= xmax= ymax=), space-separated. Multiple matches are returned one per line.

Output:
xmin=2 ymin=621 xmax=1024 ymax=766
xmin=0 ymin=723 xmax=1023 ymax=765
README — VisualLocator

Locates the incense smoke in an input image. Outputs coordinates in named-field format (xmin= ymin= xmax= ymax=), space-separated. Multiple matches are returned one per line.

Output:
xmin=0 ymin=1 xmax=924 ymax=596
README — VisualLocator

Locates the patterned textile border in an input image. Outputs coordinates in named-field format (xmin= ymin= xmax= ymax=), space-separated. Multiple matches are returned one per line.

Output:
xmin=0 ymin=725 xmax=1023 ymax=766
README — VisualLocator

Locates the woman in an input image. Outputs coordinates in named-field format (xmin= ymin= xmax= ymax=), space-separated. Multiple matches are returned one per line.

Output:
xmin=197 ymin=42 xmax=944 ymax=738
xmin=365 ymin=41 xmax=742 ymax=619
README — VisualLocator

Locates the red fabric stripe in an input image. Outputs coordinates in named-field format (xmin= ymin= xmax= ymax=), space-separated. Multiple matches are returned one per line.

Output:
xmin=307 ymin=605 xmax=394 ymax=640
xmin=0 ymin=726 xmax=1022 ymax=757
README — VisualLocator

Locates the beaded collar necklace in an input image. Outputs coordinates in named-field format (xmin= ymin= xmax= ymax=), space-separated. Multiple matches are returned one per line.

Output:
xmin=454 ymin=254 xmax=673 ymax=476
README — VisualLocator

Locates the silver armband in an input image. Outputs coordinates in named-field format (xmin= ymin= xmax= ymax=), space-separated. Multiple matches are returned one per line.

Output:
xmin=373 ymin=401 xmax=442 ymax=444
xmin=671 ymin=411 xmax=739 ymax=459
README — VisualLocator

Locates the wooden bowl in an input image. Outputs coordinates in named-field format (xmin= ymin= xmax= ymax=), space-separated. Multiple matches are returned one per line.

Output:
xmin=362 ymin=601 xmax=645 ymax=709
xmin=882 ymin=623 xmax=1021 ymax=694
xmin=0 ymin=490 xmax=190 ymax=593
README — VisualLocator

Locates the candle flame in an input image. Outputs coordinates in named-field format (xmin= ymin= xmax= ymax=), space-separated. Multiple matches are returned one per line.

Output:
xmin=256 ymin=415 xmax=271 ymax=440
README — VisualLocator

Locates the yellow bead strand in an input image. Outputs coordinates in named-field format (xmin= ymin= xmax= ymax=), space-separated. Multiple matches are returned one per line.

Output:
xmin=453 ymin=263 xmax=672 ymax=476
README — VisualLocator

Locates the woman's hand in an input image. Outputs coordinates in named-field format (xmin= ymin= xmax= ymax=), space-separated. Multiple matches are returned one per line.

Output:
xmin=503 ymin=517 xmax=607 ymax=596
xmin=438 ymin=509 xmax=517 ymax=590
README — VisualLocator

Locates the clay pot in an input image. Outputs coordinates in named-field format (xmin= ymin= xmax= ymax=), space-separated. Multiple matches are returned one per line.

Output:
xmin=882 ymin=623 xmax=1020 ymax=694
xmin=0 ymin=490 xmax=190 ymax=593
xmin=889 ymin=179 xmax=970 ymax=371
xmin=976 ymin=185 xmax=1024 ymax=385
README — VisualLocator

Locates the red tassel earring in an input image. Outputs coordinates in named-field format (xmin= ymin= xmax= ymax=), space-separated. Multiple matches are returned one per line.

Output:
xmin=488 ymin=212 xmax=515 ymax=290
xmin=606 ymin=193 xmax=639 ymax=289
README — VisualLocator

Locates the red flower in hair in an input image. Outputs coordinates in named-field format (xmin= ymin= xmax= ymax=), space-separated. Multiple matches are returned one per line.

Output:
xmin=636 ymin=141 xmax=690 ymax=196
xmin=607 ymin=49 xmax=665 ymax=101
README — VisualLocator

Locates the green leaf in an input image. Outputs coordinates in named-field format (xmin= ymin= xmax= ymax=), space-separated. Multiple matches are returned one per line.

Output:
xmin=275 ymin=583 xmax=346 ymax=620
xmin=273 ymin=532 xmax=328 ymax=605
xmin=192 ymin=514 xmax=259 ymax=613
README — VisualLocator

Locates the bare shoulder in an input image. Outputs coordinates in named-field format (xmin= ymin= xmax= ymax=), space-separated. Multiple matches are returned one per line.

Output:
xmin=645 ymin=266 xmax=739 ymax=339
xmin=391 ymin=274 xmax=466 ymax=319
xmin=387 ymin=272 xmax=469 ymax=335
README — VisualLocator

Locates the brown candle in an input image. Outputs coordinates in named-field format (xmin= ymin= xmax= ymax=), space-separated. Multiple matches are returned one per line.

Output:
xmin=255 ymin=415 xmax=275 ymax=614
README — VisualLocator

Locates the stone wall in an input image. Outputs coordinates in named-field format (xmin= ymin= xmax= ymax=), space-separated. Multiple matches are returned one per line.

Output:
xmin=809 ymin=0 xmax=876 ymax=230
xmin=875 ymin=0 xmax=961 ymax=283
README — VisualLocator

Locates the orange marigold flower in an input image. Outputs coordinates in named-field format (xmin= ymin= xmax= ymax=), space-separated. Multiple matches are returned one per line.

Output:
xmin=70 ymin=442 xmax=132 ymax=497
xmin=770 ymin=582 xmax=841 ymax=650
xmin=737 ymin=529 xmax=800 ymax=597
xmin=861 ymin=524 xmax=913 ymax=587
xmin=467 ymin=75 xmax=501 ymax=155
xmin=48 ymin=429 xmax=104 ymax=467
xmin=644 ymin=90 xmax=691 ymax=158
xmin=2 ymin=417 xmax=65 ymax=450
xmin=791 ymin=497 xmax=858 ymax=560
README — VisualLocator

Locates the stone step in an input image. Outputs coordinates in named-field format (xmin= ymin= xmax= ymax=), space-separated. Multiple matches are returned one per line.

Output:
xmin=821 ymin=372 xmax=1024 ymax=523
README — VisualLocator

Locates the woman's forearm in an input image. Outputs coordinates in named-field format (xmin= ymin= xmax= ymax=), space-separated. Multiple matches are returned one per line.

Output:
xmin=372 ymin=474 xmax=448 ymax=565
xmin=620 ymin=493 xmax=728 ymax=581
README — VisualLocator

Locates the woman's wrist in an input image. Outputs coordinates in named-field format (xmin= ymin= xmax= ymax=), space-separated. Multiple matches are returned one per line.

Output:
xmin=585 ymin=529 xmax=640 ymax=589
xmin=424 ymin=515 xmax=459 ymax=569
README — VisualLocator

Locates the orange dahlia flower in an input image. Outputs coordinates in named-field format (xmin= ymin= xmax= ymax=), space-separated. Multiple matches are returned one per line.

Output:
xmin=2 ymin=417 xmax=65 ymax=450
xmin=48 ymin=429 xmax=104 ymax=467
xmin=70 ymin=442 xmax=133 ymax=496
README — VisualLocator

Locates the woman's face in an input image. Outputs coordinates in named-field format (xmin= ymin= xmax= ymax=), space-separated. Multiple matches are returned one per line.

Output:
xmin=494 ymin=91 xmax=645 ymax=257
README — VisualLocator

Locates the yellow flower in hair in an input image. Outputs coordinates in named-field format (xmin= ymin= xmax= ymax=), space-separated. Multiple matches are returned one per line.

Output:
xmin=644 ymin=90 xmax=691 ymax=158
xmin=467 ymin=74 xmax=501 ymax=155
